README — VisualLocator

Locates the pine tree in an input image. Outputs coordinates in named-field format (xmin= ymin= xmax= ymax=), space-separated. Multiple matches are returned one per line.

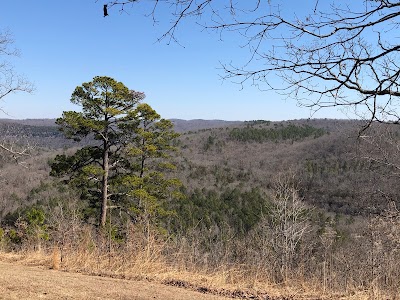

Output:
xmin=50 ymin=76 xmax=180 ymax=227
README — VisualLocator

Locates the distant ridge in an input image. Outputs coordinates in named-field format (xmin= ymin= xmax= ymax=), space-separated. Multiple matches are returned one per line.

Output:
xmin=0 ymin=118 xmax=364 ymax=133
xmin=170 ymin=119 xmax=243 ymax=132
xmin=0 ymin=118 xmax=244 ymax=132
xmin=0 ymin=118 xmax=57 ymax=127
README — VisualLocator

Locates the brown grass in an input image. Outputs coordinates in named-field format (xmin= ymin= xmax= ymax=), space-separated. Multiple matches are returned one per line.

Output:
xmin=0 ymin=249 xmax=385 ymax=300
xmin=51 ymin=246 xmax=60 ymax=270
xmin=0 ymin=260 xmax=230 ymax=300
xmin=2 ymin=221 xmax=398 ymax=300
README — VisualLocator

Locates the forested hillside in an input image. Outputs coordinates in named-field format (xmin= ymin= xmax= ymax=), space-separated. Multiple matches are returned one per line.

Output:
xmin=175 ymin=119 xmax=398 ymax=215
xmin=1 ymin=117 xmax=385 ymax=218
xmin=0 ymin=118 xmax=399 ymax=298
xmin=1 ymin=117 xmax=398 ymax=233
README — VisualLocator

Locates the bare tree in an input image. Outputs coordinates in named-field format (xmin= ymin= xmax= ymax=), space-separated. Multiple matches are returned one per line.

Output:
xmin=359 ymin=124 xmax=400 ymax=176
xmin=0 ymin=124 xmax=35 ymax=166
xmin=102 ymin=0 xmax=400 ymax=126
xmin=0 ymin=29 xmax=34 ymax=159
xmin=0 ymin=30 xmax=33 ymax=104
xmin=251 ymin=173 xmax=310 ymax=282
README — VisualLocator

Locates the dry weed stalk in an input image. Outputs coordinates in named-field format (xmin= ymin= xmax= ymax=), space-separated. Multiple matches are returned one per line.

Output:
xmin=51 ymin=246 xmax=60 ymax=270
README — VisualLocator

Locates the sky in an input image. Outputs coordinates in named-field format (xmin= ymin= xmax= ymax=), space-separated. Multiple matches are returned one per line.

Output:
xmin=0 ymin=0 xmax=349 ymax=121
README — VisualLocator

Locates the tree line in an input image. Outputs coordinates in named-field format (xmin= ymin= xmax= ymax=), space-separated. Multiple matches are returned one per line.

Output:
xmin=229 ymin=124 xmax=326 ymax=143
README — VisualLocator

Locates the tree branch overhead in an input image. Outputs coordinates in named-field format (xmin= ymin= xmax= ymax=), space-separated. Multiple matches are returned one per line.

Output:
xmin=102 ymin=0 xmax=400 ymax=125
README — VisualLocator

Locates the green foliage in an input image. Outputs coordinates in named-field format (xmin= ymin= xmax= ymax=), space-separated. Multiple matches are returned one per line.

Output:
xmin=51 ymin=76 xmax=146 ymax=226
xmin=56 ymin=76 xmax=145 ymax=142
xmin=244 ymin=120 xmax=271 ymax=125
xmin=229 ymin=124 xmax=326 ymax=143
xmin=7 ymin=229 xmax=21 ymax=245
xmin=113 ymin=104 xmax=183 ymax=227
xmin=105 ymin=222 xmax=125 ymax=244
xmin=25 ymin=207 xmax=45 ymax=227
xmin=24 ymin=207 xmax=49 ymax=242
xmin=203 ymin=135 xmax=215 ymax=151
xmin=51 ymin=76 xmax=181 ymax=228
xmin=50 ymin=147 xmax=102 ymax=177
xmin=171 ymin=187 xmax=267 ymax=236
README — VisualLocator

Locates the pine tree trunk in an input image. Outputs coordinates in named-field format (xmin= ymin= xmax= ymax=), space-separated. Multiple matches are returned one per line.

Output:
xmin=100 ymin=143 xmax=109 ymax=227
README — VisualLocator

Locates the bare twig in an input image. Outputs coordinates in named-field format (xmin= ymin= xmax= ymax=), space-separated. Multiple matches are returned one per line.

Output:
xmin=102 ymin=1 xmax=400 ymax=128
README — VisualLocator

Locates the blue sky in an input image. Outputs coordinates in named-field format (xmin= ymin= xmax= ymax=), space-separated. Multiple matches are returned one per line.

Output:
xmin=0 ymin=0 xmax=347 ymax=121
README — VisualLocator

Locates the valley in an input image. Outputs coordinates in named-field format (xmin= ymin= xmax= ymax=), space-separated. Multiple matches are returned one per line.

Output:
xmin=0 ymin=118 xmax=398 ymax=299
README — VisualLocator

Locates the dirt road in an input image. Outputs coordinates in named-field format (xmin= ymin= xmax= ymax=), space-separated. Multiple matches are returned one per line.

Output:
xmin=0 ymin=262 xmax=230 ymax=300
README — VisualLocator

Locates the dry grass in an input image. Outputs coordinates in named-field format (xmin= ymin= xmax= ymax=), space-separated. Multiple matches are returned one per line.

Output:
xmin=1 ymin=220 xmax=398 ymax=300
xmin=0 ymin=260 xmax=230 ymax=300
xmin=51 ymin=246 xmax=60 ymax=270
xmin=1 ymin=249 xmax=391 ymax=300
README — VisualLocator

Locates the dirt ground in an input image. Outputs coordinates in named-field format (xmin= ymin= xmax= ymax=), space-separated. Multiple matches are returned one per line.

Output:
xmin=0 ymin=262 xmax=230 ymax=300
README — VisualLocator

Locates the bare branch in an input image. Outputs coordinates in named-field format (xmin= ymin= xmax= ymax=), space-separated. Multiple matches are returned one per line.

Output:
xmin=0 ymin=29 xmax=35 ymax=162
xmin=102 ymin=0 xmax=400 ymax=127
xmin=0 ymin=30 xmax=34 ymax=101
